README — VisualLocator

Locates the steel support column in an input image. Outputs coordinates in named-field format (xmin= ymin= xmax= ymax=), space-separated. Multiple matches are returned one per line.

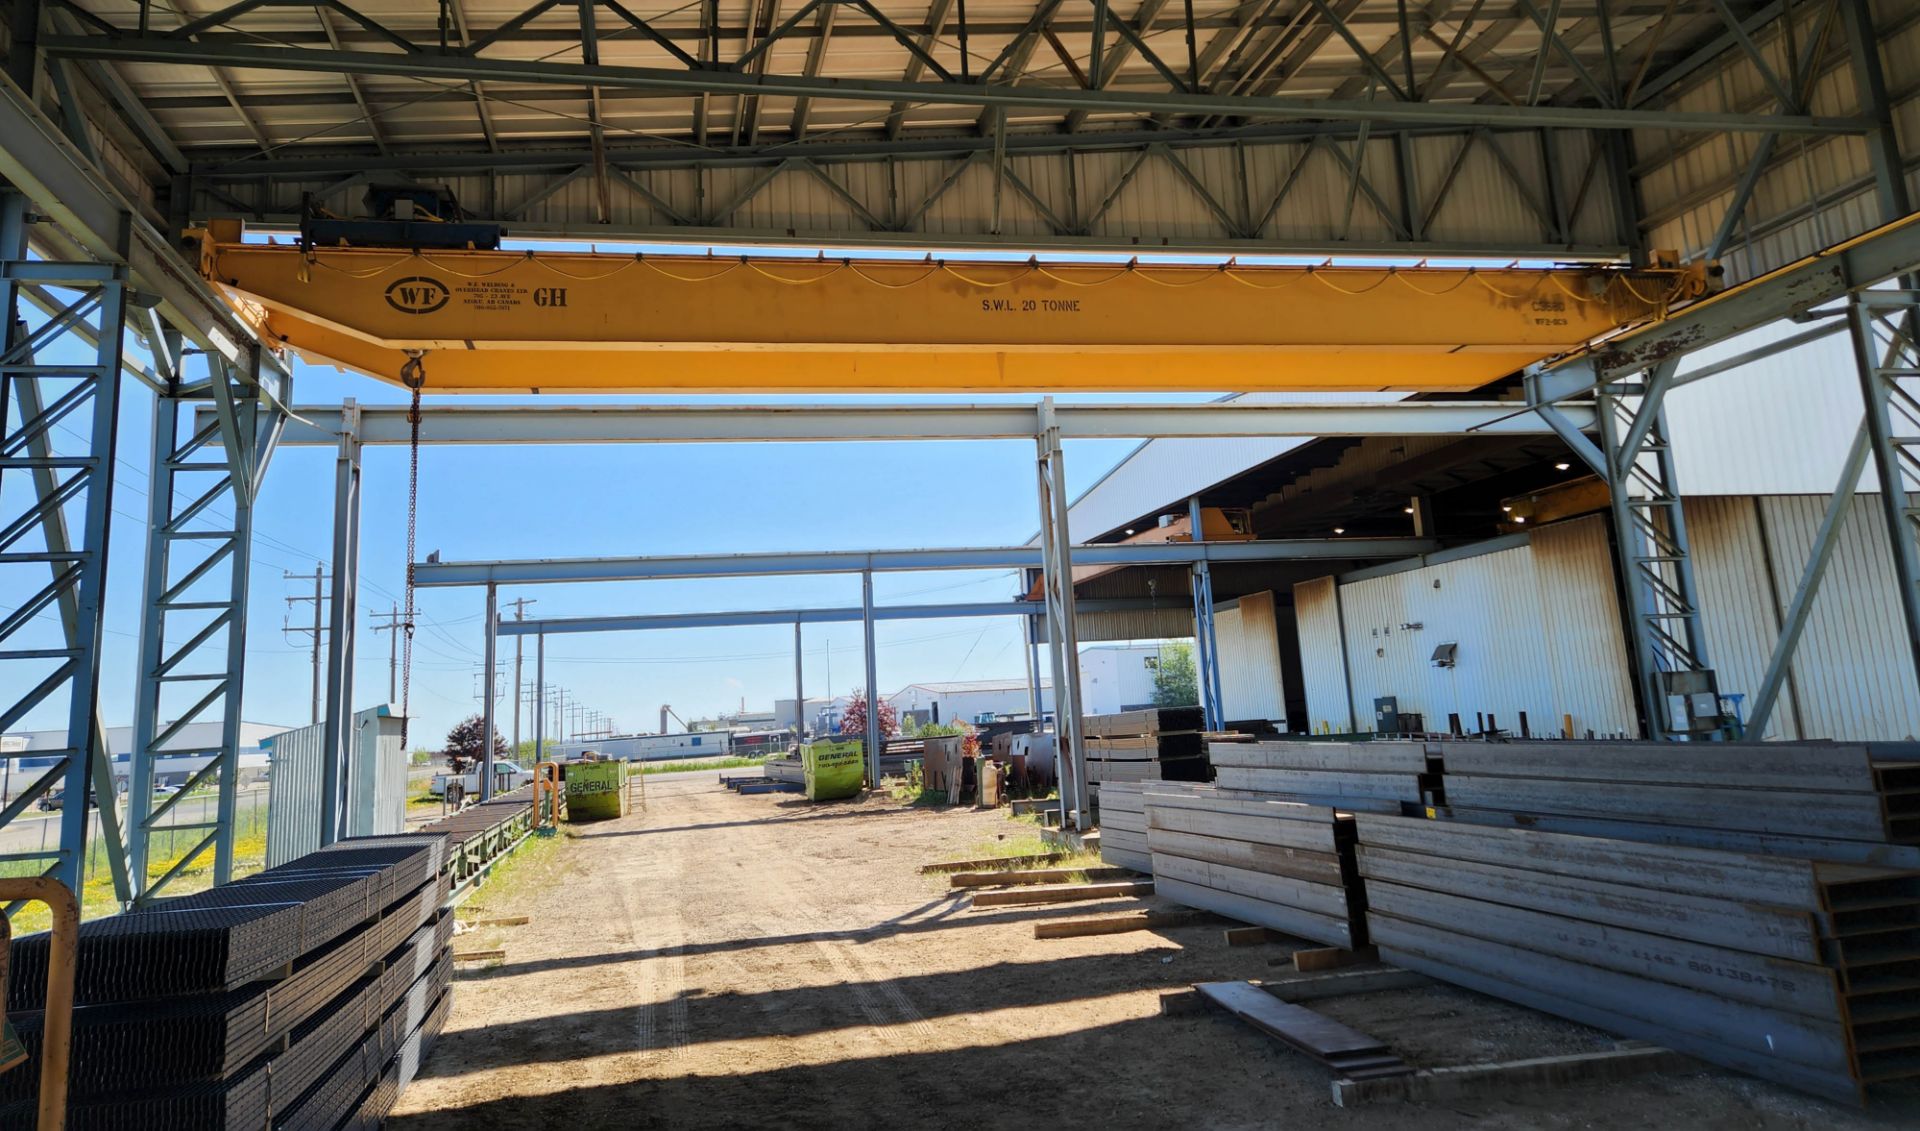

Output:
xmin=481 ymin=583 xmax=498 ymax=801
xmin=1187 ymin=496 xmax=1225 ymax=730
xmin=1035 ymin=400 xmax=1088 ymax=830
xmin=0 ymin=192 xmax=125 ymax=899
xmin=1596 ymin=368 xmax=1712 ymax=739
xmin=1847 ymin=291 xmax=1920 ymax=694
xmin=127 ymin=348 xmax=269 ymax=900
xmin=792 ymin=615 xmax=804 ymax=739
xmin=1023 ymin=611 xmax=1041 ymax=727
xmin=861 ymin=569 xmax=879 ymax=784
xmin=319 ymin=399 xmax=361 ymax=844
xmin=534 ymin=632 xmax=545 ymax=764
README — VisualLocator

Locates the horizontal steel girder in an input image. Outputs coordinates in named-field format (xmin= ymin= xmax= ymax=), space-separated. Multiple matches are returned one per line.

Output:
xmin=496 ymin=598 xmax=1162 ymax=636
xmin=40 ymin=38 xmax=1868 ymax=135
xmin=1533 ymin=209 xmax=1920 ymax=397
xmin=219 ymin=402 xmax=1597 ymax=445
xmin=415 ymin=539 xmax=1440 ymax=586
xmin=0 ymin=76 xmax=287 ymax=386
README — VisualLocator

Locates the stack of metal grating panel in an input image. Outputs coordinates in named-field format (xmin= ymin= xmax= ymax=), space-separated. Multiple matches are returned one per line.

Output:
xmin=1084 ymin=707 xmax=1209 ymax=789
xmin=1431 ymin=741 xmax=1920 ymax=866
xmin=1143 ymin=783 xmax=1363 ymax=949
xmin=1097 ymin=781 xmax=1150 ymax=871
xmin=1206 ymin=741 xmax=1440 ymax=814
xmin=1355 ymin=813 xmax=1920 ymax=1104
xmin=2 ymin=833 xmax=460 ymax=1129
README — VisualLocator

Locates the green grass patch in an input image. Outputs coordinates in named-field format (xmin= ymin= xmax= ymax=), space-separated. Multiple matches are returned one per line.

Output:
xmin=455 ymin=830 xmax=562 ymax=925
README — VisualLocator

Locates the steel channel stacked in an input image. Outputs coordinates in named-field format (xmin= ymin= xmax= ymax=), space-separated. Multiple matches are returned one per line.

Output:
xmin=1083 ymin=707 xmax=1208 ymax=792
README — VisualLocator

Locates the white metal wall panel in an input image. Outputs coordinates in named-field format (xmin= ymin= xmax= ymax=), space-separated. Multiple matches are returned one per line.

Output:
xmin=1336 ymin=518 xmax=1633 ymax=738
xmin=1528 ymin=516 xmax=1638 ymax=739
xmin=1665 ymin=318 xmax=1886 ymax=496
xmin=1753 ymin=494 xmax=1920 ymax=740
xmin=1292 ymin=576 xmax=1352 ymax=733
xmin=1684 ymin=496 xmax=1801 ymax=740
xmin=1214 ymin=591 xmax=1285 ymax=723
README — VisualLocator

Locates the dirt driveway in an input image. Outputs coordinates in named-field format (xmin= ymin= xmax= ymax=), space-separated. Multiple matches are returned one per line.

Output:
xmin=389 ymin=773 xmax=1918 ymax=1130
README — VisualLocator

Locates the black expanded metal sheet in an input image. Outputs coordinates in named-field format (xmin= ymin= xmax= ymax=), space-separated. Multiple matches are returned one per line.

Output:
xmin=275 ymin=964 xmax=453 ymax=1131
xmin=0 ymin=907 xmax=451 ymax=1104
xmin=9 ymin=839 xmax=448 ymax=1012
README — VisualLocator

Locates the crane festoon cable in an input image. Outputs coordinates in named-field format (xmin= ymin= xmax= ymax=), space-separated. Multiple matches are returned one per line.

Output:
xmin=399 ymin=352 xmax=426 ymax=753
xmin=270 ymin=245 xmax=1691 ymax=313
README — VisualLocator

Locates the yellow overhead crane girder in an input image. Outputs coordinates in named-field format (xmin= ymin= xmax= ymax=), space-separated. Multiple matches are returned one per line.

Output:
xmin=191 ymin=220 xmax=1707 ymax=394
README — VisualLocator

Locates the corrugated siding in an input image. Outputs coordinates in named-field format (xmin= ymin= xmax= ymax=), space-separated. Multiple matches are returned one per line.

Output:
xmin=1336 ymin=517 xmax=1634 ymax=738
xmin=1752 ymin=494 xmax=1920 ymax=740
xmin=1665 ymin=321 xmax=1885 ymax=496
xmin=265 ymin=719 xmax=325 ymax=868
xmin=1292 ymin=576 xmax=1352 ymax=732
xmin=1052 ymin=606 xmax=1193 ymax=644
xmin=1214 ymin=592 xmax=1285 ymax=723
xmin=1685 ymin=496 xmax=1802 ymax=740
xmin=1529 ymin=516 xmax=1638 ymax=738
xmin=347 ymin=710 xmax=408 ymax=837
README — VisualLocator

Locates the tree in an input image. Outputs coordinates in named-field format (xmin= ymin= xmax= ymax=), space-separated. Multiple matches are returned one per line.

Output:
xmin=443 ymin=714 xmax=507 ymax=774
xmin=838 ymin=689 xmax=898 ymax=744
xmin=1151 ymin=642 xmax=1199 ymax=708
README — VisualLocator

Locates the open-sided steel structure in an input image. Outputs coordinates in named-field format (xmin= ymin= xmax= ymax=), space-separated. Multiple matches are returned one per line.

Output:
xmin=4 ymin=0 xmax=1920 ymax=897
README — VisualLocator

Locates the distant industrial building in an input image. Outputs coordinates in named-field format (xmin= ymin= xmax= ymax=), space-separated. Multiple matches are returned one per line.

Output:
xmin=886 ymin=679 xmax=1054 ymax=727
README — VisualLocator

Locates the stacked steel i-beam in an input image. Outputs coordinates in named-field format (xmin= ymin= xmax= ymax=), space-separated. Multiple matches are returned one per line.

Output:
xmin=1142 ymin=783 xmax=1365 ymax=949
xmin=1135 ymin=736 xmax=1918 ymax=1103
xmin=3 ymin=836 xmax=455 ymax=1129
xmin=1083 ymin=707 xmax=1209 ymax=789
xmin=1357 ymin=813 xmax=1919 ymax=1104
xmin=1206 ymin=740 xmax=1440 ymax=813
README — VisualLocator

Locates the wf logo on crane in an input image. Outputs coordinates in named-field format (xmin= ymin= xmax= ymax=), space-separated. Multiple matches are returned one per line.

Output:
xmin=384 ymin=276 xmax=451 ymax=314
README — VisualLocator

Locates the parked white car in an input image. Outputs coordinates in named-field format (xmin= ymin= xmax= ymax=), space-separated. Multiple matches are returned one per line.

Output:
xmin=429 ymin=759 xmax=534 ymax=798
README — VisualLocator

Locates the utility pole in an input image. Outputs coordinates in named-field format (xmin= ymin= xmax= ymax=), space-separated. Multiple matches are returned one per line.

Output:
xmin=504 ymin=597 xmax=535 ymax=757
xmin=284 ymin=564 xmax=329 ymax=724
xmin=369 ymin=602 xmax=403 ymax=704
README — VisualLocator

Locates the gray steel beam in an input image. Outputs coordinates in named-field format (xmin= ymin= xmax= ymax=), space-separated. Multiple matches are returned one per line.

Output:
xmin=481 ymin=583 xmax=497 ymax=801
xmin=40 ymin=36 xmax=1869 ymax=134
xmin=219 ymin=402 xmax=1596 ymax=446
xmin=318 ymin=399 xmax=360 ymax=844
xmin=413 ymin=538 xmax=1440 ymax=587
xmin=862 ymin=570 xmax=879 ymax=785
xmin=1531 ymin=210 xmax=1920 ymax=400
xmin=494 ymin=598 xmax=1167 ymax=636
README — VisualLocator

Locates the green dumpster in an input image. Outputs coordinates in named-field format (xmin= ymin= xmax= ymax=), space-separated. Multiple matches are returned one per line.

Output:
xmin=803 ymin=740 xmax=865 ymax=801
xmin=564 ymin=760 xmax=627 ymax=820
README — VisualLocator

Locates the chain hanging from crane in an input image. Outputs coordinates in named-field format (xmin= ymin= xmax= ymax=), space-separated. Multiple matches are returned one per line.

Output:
xmin=399 ymin=352 xmax=426 ymax=751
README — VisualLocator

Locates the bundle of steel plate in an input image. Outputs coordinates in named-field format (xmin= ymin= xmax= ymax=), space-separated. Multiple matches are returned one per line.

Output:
xmin=1355 ymin=813 xmax=1920 ymax=1104
xmin=1206 ymin=740 xmax=1439 ymax=814
xmin=1083 ymin=707 xmax=1209 ymax=787
xmin=1096 ymin=781 xmax=1150 ymax=871
xmin=1142 ymin=783 xmax=1364 ymax=949
xmin=2 ymin=834 xmax=456 ymax=1129
xmin=1430 ymin=740 xmax=1920 ymax=865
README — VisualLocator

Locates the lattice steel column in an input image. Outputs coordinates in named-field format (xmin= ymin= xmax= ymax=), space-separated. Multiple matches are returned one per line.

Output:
xmin=1597 ymin=374 xmax=1714 ymax=739
xmin=1848 ymin=290 xmax=1920 ymax=692
xmin=126 ymin=352 xmax=266 ymax=901
xmin=0 ymin=192 xmax=126 ymax=897
xmin=1035 ymin=400 xmax=1088 ymax=830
